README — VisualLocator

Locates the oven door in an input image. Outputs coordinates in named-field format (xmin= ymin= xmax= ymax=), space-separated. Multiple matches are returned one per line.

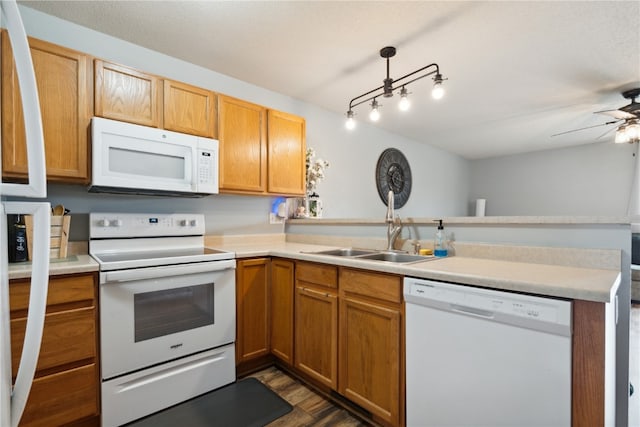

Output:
xmin=100 ymin=259 xmax=235 ymax=379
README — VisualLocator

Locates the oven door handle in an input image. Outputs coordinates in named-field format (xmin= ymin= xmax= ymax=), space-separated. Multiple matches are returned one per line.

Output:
xmin=102 ymin=259 xmax=236 ymax=283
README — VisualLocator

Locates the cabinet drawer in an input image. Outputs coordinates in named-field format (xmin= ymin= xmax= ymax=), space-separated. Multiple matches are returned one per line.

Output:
xmin=11 ymin=307 xmax=96 ymax=377
xmin=296 ymin=262 xmax=337 ymax=289
xmin=18 ymin=363 xmax=99 ymax=427
xmin=339 ymin=268 xmax=402 ymax=304
xmin=10 ymin=274 xmax=95 ymax=312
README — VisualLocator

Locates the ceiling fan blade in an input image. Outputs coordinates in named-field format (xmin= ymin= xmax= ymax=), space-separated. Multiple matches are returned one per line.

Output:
xmin=551 ymin=120 xmax=621 ymax=137
xmin=594 ymin=109 xmax=636 ymax=120
xmin=596 ymin=125 xmax=618 ymax=140
xmin=620 ymin=102 xmax=640 ymax=116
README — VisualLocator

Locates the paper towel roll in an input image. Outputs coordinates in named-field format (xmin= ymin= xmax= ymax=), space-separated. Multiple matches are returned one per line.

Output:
xmin=475 ymin=199 xmax=486 ymax=217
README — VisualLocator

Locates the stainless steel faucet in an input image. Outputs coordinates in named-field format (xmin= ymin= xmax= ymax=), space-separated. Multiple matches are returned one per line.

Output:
xmin=386 ymin=191 xmax=402 ymax=251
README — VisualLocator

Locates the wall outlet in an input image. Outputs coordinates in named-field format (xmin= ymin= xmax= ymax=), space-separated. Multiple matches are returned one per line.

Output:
xmin=269 ymin=213 xmax=284 ymax=224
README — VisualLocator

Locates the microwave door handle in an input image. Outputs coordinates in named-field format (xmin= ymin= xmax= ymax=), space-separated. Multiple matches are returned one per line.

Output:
xmin=0 ymin=0 xmax=46 ymax=198
xmin=5 ymin=202 xmax=50 ymax=427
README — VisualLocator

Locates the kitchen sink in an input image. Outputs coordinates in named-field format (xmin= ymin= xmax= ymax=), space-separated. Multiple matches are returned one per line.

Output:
xmin=308 ymin=248 xmax=377 ymax=257
xmin=305 ymin=248 xmax=434 ymax=264
xmin=357 ymin=252 xmax=429 ymax=263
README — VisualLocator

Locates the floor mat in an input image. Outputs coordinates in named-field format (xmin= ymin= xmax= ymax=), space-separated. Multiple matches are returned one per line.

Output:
xmin=126 ymin=377 xmax=293 ymax=427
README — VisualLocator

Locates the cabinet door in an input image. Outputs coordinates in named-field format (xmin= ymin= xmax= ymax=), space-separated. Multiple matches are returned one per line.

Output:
xmin=294 ymin=285 xmax=338 ymax=389
xmin=267 ymin=109 xmax=306 ymax=195
xmin=218 ymin=95 xmax=267 ymax=193
xmin=270 ymin=259 xmax=294 ymax=365
xmin=94 ymin=59 xmax=161 ymax=128
xmin=236 ymin=258 xmax=271 ymax=363
xmin=163 ymin=80 xmax=217 ymax=138
xmin=339 ymin=297 xmax=401 ymax=426
xmin=2 ymin=34 xmax=92 ymax=183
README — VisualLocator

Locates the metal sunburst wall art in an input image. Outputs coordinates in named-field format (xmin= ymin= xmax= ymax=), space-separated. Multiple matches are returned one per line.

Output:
xmin=376 ymin=148 xmax=412 ymax=208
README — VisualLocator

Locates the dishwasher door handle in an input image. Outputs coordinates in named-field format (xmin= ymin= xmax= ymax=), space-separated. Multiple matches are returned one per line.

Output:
xmin=450 ymin=303 xmax=495 ymax=319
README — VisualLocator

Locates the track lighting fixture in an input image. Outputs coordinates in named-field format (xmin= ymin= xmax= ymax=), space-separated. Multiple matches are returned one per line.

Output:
xmin=345 ymin=46 xmax=446 ymax=130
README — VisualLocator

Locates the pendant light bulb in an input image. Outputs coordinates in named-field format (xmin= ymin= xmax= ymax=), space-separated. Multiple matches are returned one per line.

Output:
xmin=369 ymin=99 xmax=381 ymax=122
xmin=431 ymin=74 xmax=445 ymax=100
xmin=345 ymin=110 xmax=356 ymax=130
xmin=398 ymin=87 xmax=410 ymax=111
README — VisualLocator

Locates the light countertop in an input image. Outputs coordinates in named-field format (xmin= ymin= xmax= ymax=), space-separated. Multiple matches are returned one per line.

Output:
xmin=7 ymin=241 xmax=619 ymax=304
xmin=8 ymin=254 xmax=99 ymax=280
xmin=209 ymin=240 xmax=620 ymax=303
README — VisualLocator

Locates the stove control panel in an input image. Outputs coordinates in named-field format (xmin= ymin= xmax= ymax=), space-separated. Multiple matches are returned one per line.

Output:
xmin=89 ymin=213 xmax=205 ymax=239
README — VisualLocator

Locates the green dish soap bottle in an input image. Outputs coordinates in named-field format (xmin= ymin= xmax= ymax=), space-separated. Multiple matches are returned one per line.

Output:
xmin=434 ymin=219 xmax=448 ymax=257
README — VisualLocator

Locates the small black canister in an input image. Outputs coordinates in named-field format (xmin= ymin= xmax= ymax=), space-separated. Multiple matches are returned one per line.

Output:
xmin=13 ymin=214 xmax=28 ymax=262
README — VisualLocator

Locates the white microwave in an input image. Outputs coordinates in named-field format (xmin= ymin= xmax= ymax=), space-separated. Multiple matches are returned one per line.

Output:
xmin=90 ymin=117 xmax=218 ymax=197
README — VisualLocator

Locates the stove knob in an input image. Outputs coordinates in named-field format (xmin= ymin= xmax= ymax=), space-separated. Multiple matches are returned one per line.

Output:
xmin=190 ymin=219 xmax=197 ymax=227
xmin=111 ymin=219 xmax=123 ymax=227
xmin=179 ymin=220 xmax=188 ymax=226
xmin=98 ymin=219 xmax=109 ymax=227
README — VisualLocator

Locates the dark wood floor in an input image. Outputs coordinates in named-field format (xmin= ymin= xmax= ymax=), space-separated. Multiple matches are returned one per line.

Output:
xmin=248 ymin=366 xmax=369 ymax=427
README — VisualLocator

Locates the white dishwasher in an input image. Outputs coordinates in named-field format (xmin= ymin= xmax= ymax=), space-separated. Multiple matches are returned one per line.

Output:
xmin=404 ymin=277 xmax=572 ymax=427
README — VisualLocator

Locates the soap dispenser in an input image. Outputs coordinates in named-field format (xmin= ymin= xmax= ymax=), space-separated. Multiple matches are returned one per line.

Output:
xmin=434 ymin=219 xmax=448 ymax=257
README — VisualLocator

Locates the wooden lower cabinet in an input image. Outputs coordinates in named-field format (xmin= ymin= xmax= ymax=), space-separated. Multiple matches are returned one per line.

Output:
xmin=270 ymin=258 xmax=295 ymax=365
xmin=294 ymin=262 xmax=338 ymax=389
xmin=236 ymin=258 xmax=271 ymax=363
xmin=18 ymin=364 xmax=98 ymax=427
xmin=9 ymin=272 xmax=99 ymax=427
xmin=339 ymin=268 xmax=403 ymax=427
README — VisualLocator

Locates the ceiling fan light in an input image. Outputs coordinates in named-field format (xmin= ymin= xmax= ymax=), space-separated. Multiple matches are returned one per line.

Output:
xmin=615 ymin=125 xmax=630 ymax=144
xmin=369 ymin=99 xmax=381 ymax=122
xmin=345 ymin=110 xmax=356 ymax=130
xmin=626 ymin=121 xmax=640 ymax=141
xmin=398 ymin=87 xmax=410 ymax=111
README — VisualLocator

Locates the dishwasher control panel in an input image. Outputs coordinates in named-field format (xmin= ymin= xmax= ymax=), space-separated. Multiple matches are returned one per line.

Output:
xmin=404 ymin=278 xmax=572 ymax=328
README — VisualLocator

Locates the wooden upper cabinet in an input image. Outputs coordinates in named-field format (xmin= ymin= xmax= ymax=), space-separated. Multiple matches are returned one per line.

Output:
xmin=94 ymin=59 xmax=161 ymax=128
xmin=1 ymin=33 xmax=92 ymax=183
xmin=163 ymin=79 xmax=217 ymax=138
xmin=218 ymin=95 xmax=267 ymax=193
xmin=267 ymin=109 xmax=306 ymax=195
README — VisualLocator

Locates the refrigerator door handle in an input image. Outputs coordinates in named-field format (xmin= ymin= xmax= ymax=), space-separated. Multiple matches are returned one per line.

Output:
xmin=0 ymin=0 xmax=46 ymax=198
xmin=4 ymin=202 xmax=50 ymax=427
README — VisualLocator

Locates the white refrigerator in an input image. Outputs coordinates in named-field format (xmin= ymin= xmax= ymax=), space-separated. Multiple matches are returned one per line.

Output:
xmin=0 ymin=1 xmax=50 ymax=427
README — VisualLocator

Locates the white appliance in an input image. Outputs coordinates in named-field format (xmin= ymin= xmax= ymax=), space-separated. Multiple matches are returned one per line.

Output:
xmin=0 ymin=2 xmax=51 ymax=427
xmin=404 ymin=277 xmax=573 ymax=427
xmin=89 ymin=213 xmax=236 ymax=427
xmin=90 ymin=117 xmax=219 ymax=197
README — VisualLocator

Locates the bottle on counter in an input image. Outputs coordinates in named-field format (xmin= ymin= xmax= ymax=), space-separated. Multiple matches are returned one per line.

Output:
xmin=434 ymin=219 xmax=448 ymax=257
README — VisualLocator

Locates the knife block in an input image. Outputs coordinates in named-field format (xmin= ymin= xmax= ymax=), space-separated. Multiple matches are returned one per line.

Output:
xmin=24 ymin=214 xmax=71 ymax=260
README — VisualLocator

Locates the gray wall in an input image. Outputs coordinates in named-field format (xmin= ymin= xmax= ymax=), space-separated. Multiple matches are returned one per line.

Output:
xmin=469 ymin=142 xmax=637 ymax=216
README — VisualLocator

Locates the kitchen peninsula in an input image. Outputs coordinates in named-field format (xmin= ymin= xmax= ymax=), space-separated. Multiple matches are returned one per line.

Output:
xmin=206 ymin=214 xmax=627 ymax=427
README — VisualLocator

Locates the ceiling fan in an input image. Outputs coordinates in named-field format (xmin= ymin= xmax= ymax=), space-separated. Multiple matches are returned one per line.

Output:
xmin=552 ymin=88 xmax=640 ymax=143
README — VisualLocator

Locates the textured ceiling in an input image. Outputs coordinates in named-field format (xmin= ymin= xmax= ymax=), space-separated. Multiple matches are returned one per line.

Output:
xmin=19 ymin=0 xmax=640 ymax=159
